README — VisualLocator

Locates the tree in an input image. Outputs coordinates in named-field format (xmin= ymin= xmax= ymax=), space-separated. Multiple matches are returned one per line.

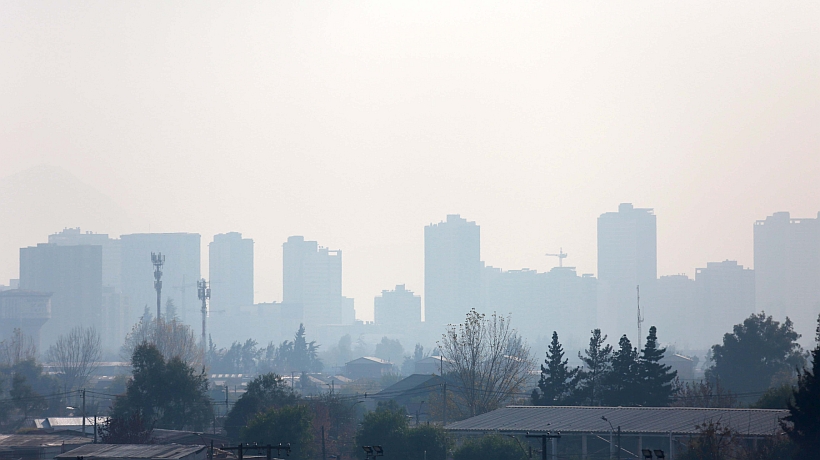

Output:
xmin=783 ymin=313 xmax=820 ymax=456
xmin=208 ymin=338 xmax=261 ymax=374
xmin=46 ymin=326 xmax=102 ymax=393
xmin=355 ymin=401 xmax=408 ymax=460
xmin=242 ymin=405 xmax=313 ymax=460
xmin=603 ymin=335 xmax=640 ymax=406
xmin=532 ymin=331 xmax=580 ymax=406
xmin=224 ymin=373 xmax=298 ymax=441
xmin=638 ymin=326 xmax=677 ymax=406
xmin=112 ymin=342 xmax=213 ymax=431
xmin=452 ymin=435 xmax=527 ymax=460
xmin=374 ymin=337 xmax=404 ymax=363
xmin=439 ymin=309 xmax=533 ymax=417
xmin=577 ymin=329 xmax=613 ymax=406
xmin=122 ymin=315 xmax=203 ymax=367
xmin=265 ymin=325 xmax=323 ymax=374
xmin=10 ymin=372 xmax=46 ymax=419
xmin=99 ymin=412 xmax=153 ymax=444
xmin=0 ymin=328 xmax=37 ymax=367
xmin=406 ymin=425 xmax=451 ymax=460
xmin=706 ymin=312 xmax=804 ymax=397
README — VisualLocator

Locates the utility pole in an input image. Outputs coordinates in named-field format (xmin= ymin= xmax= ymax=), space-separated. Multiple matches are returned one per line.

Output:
xmin=321 ymin=425 xmax=326 ymax=460
xmin=442 ymin=382 xmax=447 ymax=426
xmin=152 ymin=252 xmax=165 ymax=320
xmin=197 ymin=278 xmax=210 ymax=359
xmin=637 ymin=285 xmax=644 ymax=342
xmin=81 ymin=389 xmax=86 ymax=437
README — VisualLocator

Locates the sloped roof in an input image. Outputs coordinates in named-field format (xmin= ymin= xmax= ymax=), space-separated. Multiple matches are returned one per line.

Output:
xmin=57 ymin=443 xmax=206 ymax=460
xmin=446 ymin=406 xmax=787 ymax=437
xmin=376 ymin=374 xmax=443 ymax=399
xmin=417 ymin=356 xmax=450 ymax=364
xmin=0 ymin=434 xmax=91 ymax=448
xmin=346 ymin=356 xmax=391 ymax=365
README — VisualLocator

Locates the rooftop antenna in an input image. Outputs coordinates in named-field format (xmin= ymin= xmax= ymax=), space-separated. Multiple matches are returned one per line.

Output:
xmin=637 ymin=285 xmax=644 ymax=341
xmin=197 ymin=278 xmax=210 ymax=360
xmin=151 ymin=252 xmax=165 ymax=321
xmin=545 ymin=248 xmax=568 ymax=268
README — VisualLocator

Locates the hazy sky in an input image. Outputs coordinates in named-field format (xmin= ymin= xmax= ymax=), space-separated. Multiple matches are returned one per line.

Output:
xmin=1 ymin=2 xmax=819 ymax=322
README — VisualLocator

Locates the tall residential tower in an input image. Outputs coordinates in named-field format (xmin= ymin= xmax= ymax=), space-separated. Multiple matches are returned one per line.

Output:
xmin=209 ymin=232 xmax=254 ymax=311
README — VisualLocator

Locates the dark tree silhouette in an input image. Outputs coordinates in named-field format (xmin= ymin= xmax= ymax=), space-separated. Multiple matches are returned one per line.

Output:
xmin=783 ymin=313 xmax=820 ymax=455
xmin=99 ymin=412 xmax=153 ymax=444
xmin=577 ymin=329 xmax=613 ymax=406
xmin=224 ymin=373 xmax=298 ymax=441
xmin=532 ymin=331 xmax=580 ymax=405
xmin=706 ymin=312 xmax=803 ymax=396
xmin=638 ymin=326 xmax=677 ymax=406
xmin=112 ymin=342 xmax=212 ymax=431
xmin=604 ymin=335 xmax=640 ymax=406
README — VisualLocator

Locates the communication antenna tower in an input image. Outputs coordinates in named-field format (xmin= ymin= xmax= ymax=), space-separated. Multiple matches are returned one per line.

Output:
xmin=151 ymin=252 xmax=165 ymax=321
xmin=545 ymin=248 xmax=568 ymax=268
xmin=637 ymin=285 xmax=644 ymax=341
xmin=197 ymin=278 xmax=210 ymax=358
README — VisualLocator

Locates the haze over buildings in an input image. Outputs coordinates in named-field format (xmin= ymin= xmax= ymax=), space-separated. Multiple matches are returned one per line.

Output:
xmin=209 ymin=232 xmax=254 ymax=311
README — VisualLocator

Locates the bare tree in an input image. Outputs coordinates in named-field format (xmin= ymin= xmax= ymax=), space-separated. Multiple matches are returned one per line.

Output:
xmin=439 ymin=309 xmax=534 ymax=417
xmin=0 ymin=328 xmax=37 ymax=367
xmin=46 ymin=326 xmax=102 ymax=392
xmin=122 ymin=315 xmax=203 ymax=368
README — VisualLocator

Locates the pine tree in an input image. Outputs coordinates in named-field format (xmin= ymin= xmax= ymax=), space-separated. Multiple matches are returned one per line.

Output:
xmin=577 ymin=329 xmax=613 ymax=405
xmin=638 ymin=326 xmax=677 ymax=406
xmin=532 ymin=332 xmax=580 ymax=405
xmin=783 ymin=314 xmax=820 ymax=455
xmin=604 ymin=335 xmax=640 ymax=406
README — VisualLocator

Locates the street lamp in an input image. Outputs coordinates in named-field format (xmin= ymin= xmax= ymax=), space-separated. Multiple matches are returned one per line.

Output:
xmin=601 ymin=416 xmax=621 ymax=460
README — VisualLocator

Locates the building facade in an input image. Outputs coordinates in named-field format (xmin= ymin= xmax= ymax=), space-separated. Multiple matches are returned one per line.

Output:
xmin=374 ymin=284 xmax=421 ymax=330
xmin=209 ymin=232 xmax=254 ymax=311
xmin=597 ymin=203 xmax=657 ymax=336
xmin=424 ymin=215 xmax=481 ymax=327
xmin=754 ymin=212 xmax=820 ymax=337
xmin=19 ymin=243 xmax=102 ymax=348
xmin=283 ymin=236 xmax=343 ymax=327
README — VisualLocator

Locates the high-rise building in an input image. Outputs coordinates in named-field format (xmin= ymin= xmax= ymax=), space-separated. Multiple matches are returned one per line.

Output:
xmin=696 ymin=260 xmax=755 ymax=345
xmin=374 ymin=284 xmax=421 ymax=330
xmin=0 ymin=290 xmax=52 ymax=350
xmin=209 ymin=232 xmax=254 ymax=311
xmin=754 ymin=212 xmax=820 ymax=335
xmin=120 ymin=233 xmax=201 ymax=325
xmin=424 ymin=215 xmax=481 ymax=327
xmin=19 ymin=243 xmax=102 ymax=348
xmin=48 ymin=228 xmax=124 ymax=350
xmin=597 ymin=203 xmax=657 ymax=335
xmin=283 ymin=236 xmax=343 ymax=327
xmin=49 ymin=228 xmax=121 ymax=291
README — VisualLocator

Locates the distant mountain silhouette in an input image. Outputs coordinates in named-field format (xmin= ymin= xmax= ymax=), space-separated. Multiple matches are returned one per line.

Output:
xmin=0 ymin=165 xmax=133 ymax=284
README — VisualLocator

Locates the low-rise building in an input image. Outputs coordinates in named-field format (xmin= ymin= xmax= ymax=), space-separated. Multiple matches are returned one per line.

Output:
xmin=0 ymin=434 xmax=91 ymax=460
xmin=344 ymin=357 xmax=393 ymax=380
xmin=57 ymin=444 xmax=207 ymax=460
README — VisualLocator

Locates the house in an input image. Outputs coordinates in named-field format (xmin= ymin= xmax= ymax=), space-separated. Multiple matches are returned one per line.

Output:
xmin=150 ymin=430 xmax=229 ymax=447
xmin=374 ymin=374 xmax=445 ymax=423
xmin=661 ymin=354 xmax=696 ymax=381
xmin=0 ymin=433 xmax=92 ymax=460
xmin=414 ymin=356 xmax=452 ymax=375
xmin=33 ymin=417 xmax=109 ymax=435
xmin=344 ymin=357 xmax=394 ymax=380
xmin=57 ymin=444 xmax=207 ymax=460
xmin=446 ymin=405 xmax=788 ymax=459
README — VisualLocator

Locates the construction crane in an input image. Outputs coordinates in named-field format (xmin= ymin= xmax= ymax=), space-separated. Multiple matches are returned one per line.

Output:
xmin=545 ymin=248 xmax=568 ymax=268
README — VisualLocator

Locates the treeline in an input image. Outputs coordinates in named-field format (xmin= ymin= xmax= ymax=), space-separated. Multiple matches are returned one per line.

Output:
xmin=207 ymin=324 xmax=322 ymax=375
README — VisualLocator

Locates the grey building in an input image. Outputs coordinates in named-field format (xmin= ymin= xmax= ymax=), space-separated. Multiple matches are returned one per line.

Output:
xmin=47 ymin=228 xmax=123 ymax=351
xmin=597 ymin=203 xmax=657 ymax=336
xmin=374 ymin=284 xmax=421 ymax=330
xmin=209 ymin=232 xmax=253 ymax=311
xmin=754 ymin=212 xmax=820 ymax=336
xmin=19 ymin=243 xmax=102 ymax=348
xmin=283 ymin=236 xmax=343 ymax=327
xmin=120 ymin=233 xmax=201 ymax=325
xmin=695 ymin=260 xmax=755 ymax=345
xmin=0 ymin=289 xmax=51 ymax=350
xmin=424 ymin=215 xmax=481 ymax=327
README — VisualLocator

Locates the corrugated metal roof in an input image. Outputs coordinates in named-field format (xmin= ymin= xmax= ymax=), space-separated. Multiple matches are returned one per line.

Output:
xmin=57 ymin=443 xmax=206 ymax=460
xmin=0 ymin=434 xmax=91 ymax=448
xmin=445 ymin=406 xmax=787 ymax=437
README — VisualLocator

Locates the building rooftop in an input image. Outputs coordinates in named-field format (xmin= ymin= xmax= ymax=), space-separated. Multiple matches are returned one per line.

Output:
xmin=57 ymin=443 xmax=206 ymax=460
xmin=445 ymin=406 xmax=787 ymax=437
xmin=346 ymin=356 xmax=391 ymax=365
xmin=0 ymin=433 xmax=91 ymax=448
